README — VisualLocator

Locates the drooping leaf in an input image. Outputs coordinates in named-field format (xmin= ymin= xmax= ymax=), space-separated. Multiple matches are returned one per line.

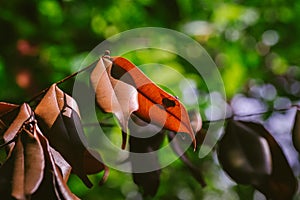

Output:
xmin=2 ymin=103 xmax=33 ymax=146
xmin=33 ymin=127 xmax=79 ymax=200
xmin=111 ymin=56 xmax=197 ymax=148
xmin=292 ymin=109 xmax=300 ymax=152
xmin=0 ymin=102 xmax=19 ymax=135
xmin=0 ymin=104 xmax=44 ymax=199
xmin=35 ymin=84 xmax=108 ymax=188
xmin=0 ymin=102 xmax=18 ymax=115
xmin=188 ymin=110 xmax=202 ymax=134
xmin=128 ymin=116 xmax=165 ymax=197
xmin=218 ymin=120 xmax=297 ymax=200
xmin=50 ymin=147 xmax=72 ymax=182
xmin=168 ymin=131 xmax=206 ymax=187
xmin=90 ymin=56 xmax=139 ymax=143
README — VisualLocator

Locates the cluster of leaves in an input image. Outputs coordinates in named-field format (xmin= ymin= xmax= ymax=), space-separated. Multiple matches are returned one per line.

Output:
xmin=0 ymin=86 xmax=108 ymax=199
xmin=1 ymin=54 xmax=299 ymax=199
xmin=0 ymin=55 xmax=206 ymax=199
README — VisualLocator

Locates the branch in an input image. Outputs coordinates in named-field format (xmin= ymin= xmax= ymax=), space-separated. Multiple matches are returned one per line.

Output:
xmin=202 ymin=105 xmax=298 ymax=124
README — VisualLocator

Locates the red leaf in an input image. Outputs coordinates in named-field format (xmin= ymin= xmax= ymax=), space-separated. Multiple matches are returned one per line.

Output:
xmin=112 ymin=56 xmax=197 ymax=149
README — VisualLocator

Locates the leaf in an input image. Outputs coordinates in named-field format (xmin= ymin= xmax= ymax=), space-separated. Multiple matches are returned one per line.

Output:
xmin=33 ymin=127 xmax=79 ymax=200
xmin=35 ymin=84 xmax=108 ymax=188
xmin=0 ymin=102 xmax=18 ymax=115
xmin=218 ymin=120 xmax=297 ymax=200
xmin=292 ymin=109 xmax=300 ymax=152
xmin=128 ymin=116 xmax=165 ymax=197
xmin=2 ymin=103 xmax=33 ymax=146
xmin=168 ymin=131 xmax=206 ymax=187
xmin=188 ymin=110 xmax=202 ymax=134
xmin=0 ymin=102 xmax=19 ymax=135
xmin=90 ymin=56 xmax=139 ymax=140
xmin=50 ymin=147 xmax=72 ymax=182
xmin=111 ymin=56 xmax=196 ymax=148
xmin=0 ymin=104 xmax=45 ymax=199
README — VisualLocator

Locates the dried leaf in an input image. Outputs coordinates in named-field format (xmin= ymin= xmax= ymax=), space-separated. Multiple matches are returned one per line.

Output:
xmin=50 ymin=147 xmax=72 ymax=182
xmin=129 ymin=116 xmax=165 ymax=197
xmin=3 ymin=103 xmax=32 ymax=146
xmin=218 ymin=120 xmax=297 ymax=200
xmin=0 ymin=105 xmax=45 ymax=199
xmin=112 ymin=56 xmax=196 ymax=148
xmin=0 ymin=103 xmax=19 ymax=135
xmin=0 ymin=102 xmax=18 ymax=116
xmin=188 ymin=110 xmax=202 ymax=134
xmin=34 ymin=127 xmax=79 ymax=200
xmin=35 ymin=84 xmax=107 ymax=188
xmin=90 ymin=56 xmax=139 ymax=139
xmin=292 ymin=109 xmax=300 ymax=152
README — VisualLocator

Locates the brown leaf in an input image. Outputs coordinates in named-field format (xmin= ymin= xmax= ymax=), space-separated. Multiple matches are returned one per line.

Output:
xmin=128 ymin=116 xmax=165 ymax=197
xmin=35 ymin=84 xmax=107 ymax=188
xmin=50 ymin=146 xmax=72 ymax=182
xmin=0 ymin=104 xmax=45 ymax=199
xmin=218 ymin=120 xmax=297 ymax=200
xmin=90 ymin=56 xmax=139 ymax=140
xmin=3 ymin=103 xmax=32 ymax=146
xmin=33 ymin=127 xmax=79 ymax=200
xmin=292 ymin=109 xmax=300 ymax=152
xmin=0 ymin=103 xmax=19 ymax=136
xmin=188 ymin=110 xmax=202 ymax=134
xmin=111 ymin=56 xmax=196 ymax=149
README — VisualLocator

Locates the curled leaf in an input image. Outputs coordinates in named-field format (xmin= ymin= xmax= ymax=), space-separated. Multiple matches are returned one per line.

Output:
xmin=35 ymin=84 xmax=107 ymax=188
xmin=218 ymin=120 xmax=297 ymax=200
xmin=3 ymin=103 xmax=33 ymax=146
xmin=112 ymin=56 xmax=196 ymax=149
xmin=33 ymin=127 xmax=79 ymax=200
xmin=90 ymin=56 xmax=139 ymax=140
xmin=0 ymin=102 xmax=19 ymax=135
xmin=0 ymin=105 xmax=45 ymax=199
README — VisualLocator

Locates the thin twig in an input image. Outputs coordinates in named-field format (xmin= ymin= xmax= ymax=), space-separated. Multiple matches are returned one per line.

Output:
xmin=27 ymin=59 xmax=98 ymax=104
xmin=83 ymin=122 xmax=115 ymax=127
xmin=202 ymin=105 xmax=298 ymax=124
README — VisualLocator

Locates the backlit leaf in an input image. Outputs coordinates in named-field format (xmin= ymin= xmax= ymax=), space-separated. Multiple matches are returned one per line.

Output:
xmin=112 ymin=56 xmax=197 ymax=148
xmin=90 ymin=55 xmax=139 ymax=140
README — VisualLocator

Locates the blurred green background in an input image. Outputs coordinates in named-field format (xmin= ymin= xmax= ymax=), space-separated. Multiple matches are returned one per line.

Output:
xmin=1 ymin=0 xmax=300 ymax=199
